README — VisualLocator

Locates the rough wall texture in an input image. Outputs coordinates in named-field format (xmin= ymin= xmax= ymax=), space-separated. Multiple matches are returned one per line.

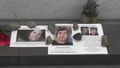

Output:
xmin=0 ymin=0 xmax=119 ymax=19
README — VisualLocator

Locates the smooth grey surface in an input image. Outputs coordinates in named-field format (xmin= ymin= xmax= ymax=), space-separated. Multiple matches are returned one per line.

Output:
xmin=20 ymin=47 xmax=48 ymax=56
xmin=1 ymin=65 xmax=120 ymax=68
xmin=0 ymin=0 xmax=120 ymax=19
xmin=102 ymin=24 xmax=120 ymax=55
xmin=0 ymin=47 xmax=19 ymax=56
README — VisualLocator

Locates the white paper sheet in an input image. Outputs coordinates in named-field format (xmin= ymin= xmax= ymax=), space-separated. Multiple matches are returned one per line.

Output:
xmin=48 ymin=24 xmax=108 ymax=55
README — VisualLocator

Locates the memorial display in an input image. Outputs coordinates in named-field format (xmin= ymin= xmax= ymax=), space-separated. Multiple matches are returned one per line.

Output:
xmin=0 ymin=21 xmax=110 ymax=65
xmin=0 ymin=21 xmax=107 ymax=54
xmin=4 ymin=0 xmax=108 ymax=55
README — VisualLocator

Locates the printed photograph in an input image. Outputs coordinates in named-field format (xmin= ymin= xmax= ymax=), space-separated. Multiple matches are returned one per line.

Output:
xmin=81 ymin=27 xmax=89 ymax=35
xmin=16 ymin=30 xmax=45 ymax=42
xmin=89 ymin=27 xmax=98 ymax=35
xmin=52 ymin=26 xmax=73 ymax=45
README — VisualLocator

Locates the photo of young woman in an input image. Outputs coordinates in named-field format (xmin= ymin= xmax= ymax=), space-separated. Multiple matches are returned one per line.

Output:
xmin=16 ymin=30 xmax=45 ymax=42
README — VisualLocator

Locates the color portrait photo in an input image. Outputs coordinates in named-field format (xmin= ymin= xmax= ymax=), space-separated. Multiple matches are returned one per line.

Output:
xmin=52 ymin=26 xmax=73 ymax=45
xmin=16 ymin=30 xmax=45 ymax=42
xmin=80 ymin=26 xmax=98 ymax=36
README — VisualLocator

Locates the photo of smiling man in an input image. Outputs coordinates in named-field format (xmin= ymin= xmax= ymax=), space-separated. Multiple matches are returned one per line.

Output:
xmin=52 ymin=26 xmax=73 ymax=45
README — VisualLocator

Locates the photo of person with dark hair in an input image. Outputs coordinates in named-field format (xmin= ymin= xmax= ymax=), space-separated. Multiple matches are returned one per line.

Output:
xmin=16 ymin=30 xmax=45 ymax=42
xmin=90 ymin=27 xmax=98 ymax=35
xmin=52 ymin=26 xmax=73 ymax=45
xmin=81 ymin=27 xmax=89 ymax=35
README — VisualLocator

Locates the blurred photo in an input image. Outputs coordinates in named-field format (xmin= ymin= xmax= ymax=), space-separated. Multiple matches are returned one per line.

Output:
xmin=90 ymin=27 xmax=98 ymax=35
xmin=16 ymin=30 xmax=45 ymax=42
xmin=52 ymin=26 xmax=73 ymax=45
xmin=81 ymin=27 xmax=89 ymax=35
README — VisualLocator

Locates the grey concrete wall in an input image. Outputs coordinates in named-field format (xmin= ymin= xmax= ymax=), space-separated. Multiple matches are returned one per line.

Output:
xmin=0 ymin=0 xmax=119 ymax=19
